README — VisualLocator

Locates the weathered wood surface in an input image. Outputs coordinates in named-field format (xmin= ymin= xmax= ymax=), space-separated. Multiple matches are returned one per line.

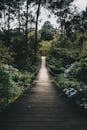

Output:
xmin=0 ymin=57 xmax=87 ymax=130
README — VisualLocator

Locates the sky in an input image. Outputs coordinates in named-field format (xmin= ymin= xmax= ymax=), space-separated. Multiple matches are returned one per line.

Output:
xmin=38 ymin=0 xmax=87 ymax=29
xmin=74 ymin=0 xmax=87 ymax=10
xmin=9 ymin=0 xmax=87 ymax=30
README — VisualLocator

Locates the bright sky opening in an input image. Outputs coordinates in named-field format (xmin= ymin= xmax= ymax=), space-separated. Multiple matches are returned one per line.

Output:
xmin=38 ymin=0 xmax=87 ymax=29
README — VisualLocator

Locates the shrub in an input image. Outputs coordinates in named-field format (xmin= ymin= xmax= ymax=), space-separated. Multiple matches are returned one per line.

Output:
xmin=67 ymin=58 xmax=87 ymax=83
xmin=0 ymin=64 xmax=34 ymax=111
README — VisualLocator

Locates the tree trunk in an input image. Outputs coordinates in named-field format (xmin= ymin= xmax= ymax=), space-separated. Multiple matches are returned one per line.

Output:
xmin=7 ymin=4 xmax=10 ymax=31
xmin=18 ymin=1 xmax=21 ymax=33
xmin=3 ymin=0 xmax=6 ymax=30
xmin=34 ymin=0 xmax=41 ymax=57
xmin=25 ymin=0 xmax=28 ymax=44
xmin=25 ymin=0 xmax=30 ymax=68
xmin=4 ymin=8 xmax=6 ymax=30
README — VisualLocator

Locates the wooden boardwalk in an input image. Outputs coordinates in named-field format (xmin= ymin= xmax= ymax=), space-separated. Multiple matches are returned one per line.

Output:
xmin=0 ymin=57 xmax=87 ymax=130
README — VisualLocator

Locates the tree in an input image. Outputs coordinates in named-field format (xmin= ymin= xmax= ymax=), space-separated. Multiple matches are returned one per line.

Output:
xmin=39 ymin=40 xmax=52 ymax=56
xmin=82 ymin=7 xmax=87 ymax=31
xmin=40 ymin=21 xmax=54 ymax=41
xmin=0 ymin=43 xmax=14 ymax=64
xmin=34 ymin=0 xmax=42 ymax=59
xmin=47 ymin=0 xmax=74 ymax=34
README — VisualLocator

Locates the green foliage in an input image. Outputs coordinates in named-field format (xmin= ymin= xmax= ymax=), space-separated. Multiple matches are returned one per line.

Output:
xmin=47 ymin=46 xmax=81 ymax=74
xmin=58 ymin=35 xmax=73 ymax=48
xmin=72 ymin=32 xmax=87 ymax=52
xmin=47 ymin=56 xmax=64 ymax=74
xmin=0 ymin=64 xmax=35 ymax=111
xmin=9 ymin=32 xmax=28 ymax=69
xmin=66 ymin=58 xmax=87 ymax=83
xmin=55 ymin=74 xmax=83 ymax=90
xmin=40 ymin=21 xmax=54 ymax=41
xmin=0 ymin=43 xmax=14 ymax=64
xmin=39 ymin=40 xmax=52 ymax=56
xmin=55 ymin=74 xmax=87 ymax=105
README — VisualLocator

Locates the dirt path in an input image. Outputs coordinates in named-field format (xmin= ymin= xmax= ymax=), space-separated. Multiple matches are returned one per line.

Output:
xmin=0 ymin=56 xmax=87 ymax=130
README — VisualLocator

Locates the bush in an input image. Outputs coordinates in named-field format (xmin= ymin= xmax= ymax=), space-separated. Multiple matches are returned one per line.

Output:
xmin=47 ymin=56 xmax=65 ymax=74
xmin=47 ymin=47 xmax=81 ymax=74
xmin=55 ymin=69 xmax=87 ymax=109
xmin=55 ymin=74 xmax=82 ymax=90
xmin=0 ymin=64 xmax=34 ymax=111
xmin=0 ymin=43 xmax=14 ymax=64
xmin=67 ymin=58 xmax=87 ymax=83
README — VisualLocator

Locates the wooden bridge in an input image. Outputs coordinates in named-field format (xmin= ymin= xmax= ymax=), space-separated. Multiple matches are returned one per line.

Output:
xmin=0 ymin=57 xmax=87 ymax=130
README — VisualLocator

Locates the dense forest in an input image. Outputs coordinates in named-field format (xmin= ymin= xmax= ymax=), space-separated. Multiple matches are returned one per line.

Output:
xmin=46 ymin=2 xmax=87 ymax=109
xmin=0 ymin=0 xmax=87 ymax=111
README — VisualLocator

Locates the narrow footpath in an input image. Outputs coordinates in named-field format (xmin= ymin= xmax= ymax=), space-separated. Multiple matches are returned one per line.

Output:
xmin=0 ymin=57 xmax=87 ymax=130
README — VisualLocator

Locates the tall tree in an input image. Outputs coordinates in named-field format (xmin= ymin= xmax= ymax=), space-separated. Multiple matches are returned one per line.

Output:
xmin=40 ymin=21 xmax=54 ymax=41
xmin=47 ymin=0 xmax=74 ymax=34
xmin=34 ymin=0 xmax=42 ymax=58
